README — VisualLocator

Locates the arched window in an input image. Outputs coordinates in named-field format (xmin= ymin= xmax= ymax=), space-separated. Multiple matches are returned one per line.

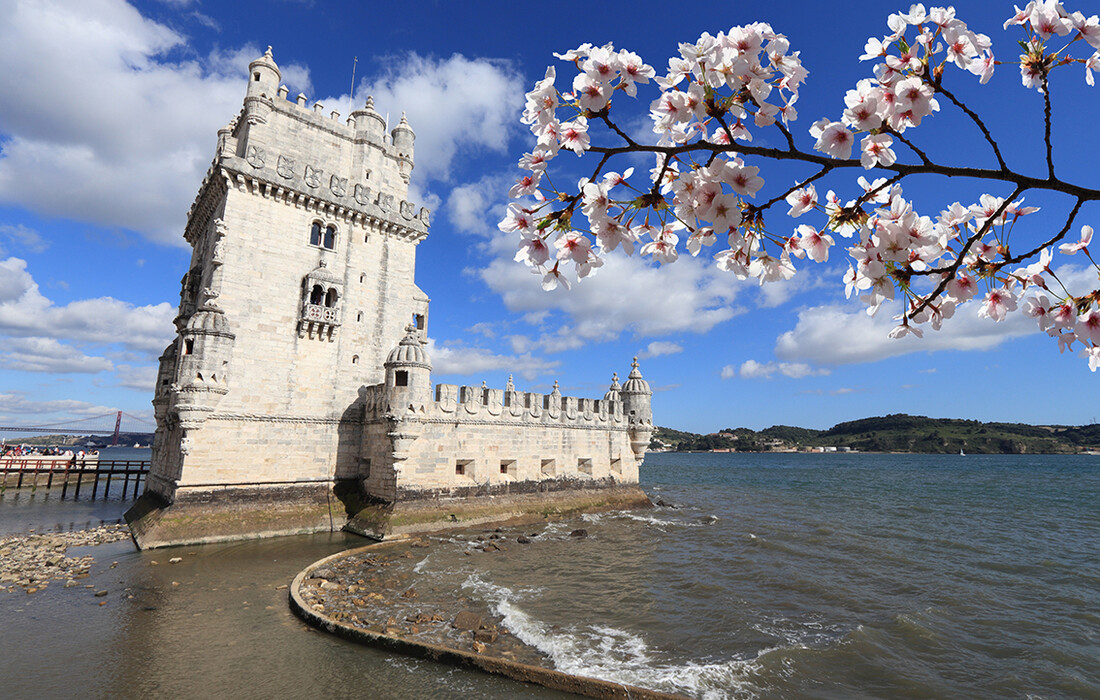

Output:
xmin=253 ymin=72 xmax=260 ymax=82
xmin=325 ymin=288 xmax=338 ymax=308
xmin=309 ymin=221 xmax=322 ymax=246
xmin=310 ymin=284 xmax=325 ymax=305
xmin=323 ymin=225 xmax=336 ymax=250
xmin=351 ymin=355 xmax=359 ymax=365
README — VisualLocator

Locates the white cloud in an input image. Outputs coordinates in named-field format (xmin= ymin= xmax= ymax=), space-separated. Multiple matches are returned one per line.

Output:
xmin=0 ymin=337 xmax=114 ymax=374
xmin=0 ymin=391 xmax=118 ymax=421
xmin=0 ymin=257 xmax=175 ymax=358
xmin=0 ymin=224 xmax=47 ymax=254
xmin=344 ymin=54 xmax=524 ymax=183
xmin=735 ymin=359 xmax=830 ymax=379
xmin=638 ymin=341 xmax=683 ymax=359
xmin=774 ymin=300 xmax=1035 ymax=366
xmin=115 ymin=364 xmax=158 ymax=391
xmin=427 ymin=339 xmax=560 ymax=381
xmin=481 ymin=251 xmax=746 ymax=353
xmin=720 ymin=364 xmax=737 ymax=379
xmin=446 ymin=174 xmax=513 ymax=235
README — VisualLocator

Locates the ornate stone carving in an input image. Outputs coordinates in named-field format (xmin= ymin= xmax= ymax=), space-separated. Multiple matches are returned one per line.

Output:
xmin=354 ymin=184 xmax=372 ymax=206
xmin=419 ymin=207 xmax=431 ymax=225
xmin=179 ymin=435 xmax=193 ymax=456
xmin=277 ymin=155 xmax=296 ymax=179
xmin=377 ymin=193 xmax=394 ymax=212
xmin=330 ymin=175 xmax=348 ymax=197
xmin=246 ymin=145 xmax=265 ymax=169
xmin=400 ymin=200 xmax=416 ymax=220
xmin=305 ymin=165 xmax=323 ymax=188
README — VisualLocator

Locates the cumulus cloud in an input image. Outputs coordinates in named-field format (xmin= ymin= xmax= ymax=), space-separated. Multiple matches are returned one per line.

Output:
xmin=354 ymin=54 xmax=524 ymax=182
xmin=427 ymin=339 xmax=560 ymax=381
xmin=734 ymin=359 xmax=830 ymax=379
xmin=638 ymin=341 xmax=683 ymax=359
xmin=0 ymin=257 xmax=175 ymax=360
xmin=0 ymin=391 xmax=119 ymax=422
xmin=0 ymin=337 xmax=114 ymax=374
xmin=446 ymin=174 xmax=513 ymax=235
xmin=482 ymin=251 xmax=746 ymax=353
xmin=115 ymin=364 xmax=158 ymax=391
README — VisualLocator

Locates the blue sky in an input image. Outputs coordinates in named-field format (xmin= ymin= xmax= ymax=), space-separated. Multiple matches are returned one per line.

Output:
xmin=0 ymin=0 xmax=1097 ymax=435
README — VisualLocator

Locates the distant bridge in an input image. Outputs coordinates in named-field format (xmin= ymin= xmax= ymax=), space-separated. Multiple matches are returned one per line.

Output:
xmin=0 ymin=411 xmax=155 ymax=445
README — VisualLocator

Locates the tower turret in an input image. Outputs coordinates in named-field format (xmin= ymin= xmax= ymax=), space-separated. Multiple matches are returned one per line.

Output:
xmin=351 ymin=96 xmax=387 ymax=145
xmin=173 ymin=302 xmax=235 ymax=431
xmin=383 ymin=324 xmax=432 ymax=415
xmin=620 ymin=358 xmax=653 ymax=459
xmin=247 ymin=46 xmax=281 ymax=99
xmin=391 ymin=112 xmax=415 ymax=183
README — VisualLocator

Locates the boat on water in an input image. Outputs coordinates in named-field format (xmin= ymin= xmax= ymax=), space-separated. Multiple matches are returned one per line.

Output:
xmin=960 ymin=448 xmax=966 ymax=456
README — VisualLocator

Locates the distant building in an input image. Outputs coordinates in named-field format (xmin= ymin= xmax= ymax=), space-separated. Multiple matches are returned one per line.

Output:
xmin=127 ymin=49 xmax=653 ymax=549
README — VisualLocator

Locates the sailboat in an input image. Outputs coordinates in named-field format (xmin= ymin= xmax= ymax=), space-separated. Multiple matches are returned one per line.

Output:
xmin=960 ymin=447 xmax=966 ymax=456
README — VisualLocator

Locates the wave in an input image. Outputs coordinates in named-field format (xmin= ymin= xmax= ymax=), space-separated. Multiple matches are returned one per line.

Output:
xmin=461 ymin=572 xmax=798 ymax=698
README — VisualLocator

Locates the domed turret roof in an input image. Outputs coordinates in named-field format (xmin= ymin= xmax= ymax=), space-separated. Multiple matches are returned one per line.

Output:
xmin=603 ymin=372 xmax=622 ymax=402
xmin=385 ymin=324 xmax=431 ymax=369
xmin=621 ymin=357 xmax=651 ymax=394
xmin=185 ymin=303 xmax=233 ymax=336
xmin=249 ymin=46 xmax=280 ymax=74
xmin=392 ymin=111 xmax=415 ymax=135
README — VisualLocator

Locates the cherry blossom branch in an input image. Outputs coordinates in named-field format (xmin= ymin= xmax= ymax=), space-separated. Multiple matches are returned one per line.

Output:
xmin=929 ymin=82 xmax=1009 ymax=172
xmin=1002 ymin=197 xmax=1084 ymax=265
xmin=1042 ymin=74 xmax=1056 ymax=179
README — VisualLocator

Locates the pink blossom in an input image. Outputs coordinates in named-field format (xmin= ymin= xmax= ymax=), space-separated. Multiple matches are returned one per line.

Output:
xmin=810 ymin=119 xmax=854 ymax=159
xmin=1076 ymin=309 xmax=1100 ymax=344
xmin=515 ymin=233 xmax=550 ymax=268
xmin=786 ymin=184 xmax=818 ymax=217
xmin=860 ymin=134 xmax=896 ymax=168
xmin=978 ymin=288 xmax=1018 ymax=322
xmin=559 ymin=118 xmax=590 ymax=155
xmin=1023 ymin=293 xmax=1054 ymax=331
xmin=1059 ymin=225 xmax=1093 ymax=255
xmin=796 ymin=224 xmax=834 ymax=262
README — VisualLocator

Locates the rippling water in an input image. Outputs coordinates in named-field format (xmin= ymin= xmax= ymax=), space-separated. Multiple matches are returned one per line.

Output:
xmin=2 ymin=452 xmax=1097 ymax=699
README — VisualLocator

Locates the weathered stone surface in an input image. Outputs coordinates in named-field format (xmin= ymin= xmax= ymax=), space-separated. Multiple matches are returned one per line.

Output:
xmin=453 ymin=611 xmax=483 ymax=631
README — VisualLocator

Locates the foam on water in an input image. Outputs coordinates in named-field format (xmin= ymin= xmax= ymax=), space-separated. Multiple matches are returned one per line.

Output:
xmin=460 ymin=570 xmax=797 ymax=699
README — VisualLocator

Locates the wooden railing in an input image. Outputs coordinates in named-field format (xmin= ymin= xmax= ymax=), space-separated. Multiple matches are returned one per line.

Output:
xmin=0 ymin=458 xmax=150 ymax=500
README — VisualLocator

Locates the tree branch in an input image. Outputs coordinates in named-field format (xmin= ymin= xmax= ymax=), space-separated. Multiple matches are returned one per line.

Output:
xmin=930 ymin=81 xmax=1009 ymax=172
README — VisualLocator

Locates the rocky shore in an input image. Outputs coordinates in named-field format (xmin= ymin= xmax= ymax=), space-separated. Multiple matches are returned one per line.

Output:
xmin=297 ymin=528 xmax=549 ymax=665
xmin=0 ymin=524 xmax=132 ymax=594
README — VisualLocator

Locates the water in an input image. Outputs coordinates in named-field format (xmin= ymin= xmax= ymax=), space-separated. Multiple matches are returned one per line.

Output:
xmin=1 ymin=452 xmax=1097 ymax=699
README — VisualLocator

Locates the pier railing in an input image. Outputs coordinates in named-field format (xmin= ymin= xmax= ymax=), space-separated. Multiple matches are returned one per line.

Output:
xmin=0 ymin=458 xmax=150 ymax=500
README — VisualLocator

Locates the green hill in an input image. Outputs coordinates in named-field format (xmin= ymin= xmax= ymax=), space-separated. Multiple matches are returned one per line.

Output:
xmin=656 ymin=414 xmax=1100 ymax=454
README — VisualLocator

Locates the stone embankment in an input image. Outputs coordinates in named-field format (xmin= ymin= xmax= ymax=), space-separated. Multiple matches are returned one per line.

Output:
xmin=0 ymin=524 xmax=131 ymax=594
xmin=291 ymin=529 xmax=688 ymax=700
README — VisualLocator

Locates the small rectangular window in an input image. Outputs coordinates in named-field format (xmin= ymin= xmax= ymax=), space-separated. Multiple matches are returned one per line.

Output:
xmin=610 ymin=458 xmax=622 ymax=474
xmin=500 ymin=460 xmax=516 ymax=477
xmin=540 ymin=459 xmax=555 ymax=477
xmin=414 ymin=313 xmax=425 ymax=329
xmin=395 ymin=370 xmax=408 ymax=387
xmin=456 ymin=459 xmax=473 ymax=478
xmin=578 ymin=458 xmax=593 ymax=476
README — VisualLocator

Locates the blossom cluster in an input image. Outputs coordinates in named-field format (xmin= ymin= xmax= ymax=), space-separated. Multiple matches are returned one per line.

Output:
xmin=501 ymin=3 xmax=1100 ymax=370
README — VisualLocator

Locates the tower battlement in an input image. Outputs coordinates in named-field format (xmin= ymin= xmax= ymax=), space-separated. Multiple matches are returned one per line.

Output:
xmin=126 ymin=48 xmax=652 ymax=549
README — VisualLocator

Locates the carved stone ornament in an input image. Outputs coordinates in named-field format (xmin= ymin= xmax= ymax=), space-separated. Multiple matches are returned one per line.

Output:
xmin=354 ymin=183 xmax=372 ymax=206
xmin=400 ymin=200 xmax=416 ymax=220
xmin=179 ymin=436 xmax=193 ymax=456
xmin=277 ymin=155 xmax=296 ymax=180
xmin=202 ymin=287 xmax=220 ymax=303
xmin=330 ymin=175 xmax=348 ymax=197
xmin=419 ymin=207 xmax=431 ymax=226
xmin=246 ymin=145 xmax=266 ymax=169
xmin=305 ymin=165 xmax=323 ymax=188
xmin=377 ymin=193 xmax=394 ymax=212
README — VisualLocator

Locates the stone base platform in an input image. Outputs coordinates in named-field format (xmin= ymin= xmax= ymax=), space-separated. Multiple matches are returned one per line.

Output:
xmin=125 ymin=478 xmax=651 ymax=549
xmin=344 ymin=479 xmax=652 ymax=539
xmin=125 ymin=482 xmax=354 ymax=549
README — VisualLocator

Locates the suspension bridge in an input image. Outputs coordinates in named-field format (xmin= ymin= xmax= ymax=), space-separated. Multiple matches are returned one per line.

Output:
xmin=0 ymin=411 xmax=155 ymax=446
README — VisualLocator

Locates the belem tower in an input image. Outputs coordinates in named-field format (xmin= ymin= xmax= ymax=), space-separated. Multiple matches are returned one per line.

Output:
xmin=126 ymin=48 xmax=654 ymax=549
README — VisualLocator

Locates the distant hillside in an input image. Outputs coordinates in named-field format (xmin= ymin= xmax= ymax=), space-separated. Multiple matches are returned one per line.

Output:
xmin=2 ymin=433 xmax=154 ymax=449
xmin=654 ymin=414 xmax=1100 ymax=454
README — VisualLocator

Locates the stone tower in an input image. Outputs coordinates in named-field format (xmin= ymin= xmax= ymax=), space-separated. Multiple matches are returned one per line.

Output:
xmin=129 ymin=48 xmax=432 ymax=548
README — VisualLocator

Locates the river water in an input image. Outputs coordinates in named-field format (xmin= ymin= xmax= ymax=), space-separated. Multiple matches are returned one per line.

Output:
xmin=1 ymin=451 xmax=1097 ymax=699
